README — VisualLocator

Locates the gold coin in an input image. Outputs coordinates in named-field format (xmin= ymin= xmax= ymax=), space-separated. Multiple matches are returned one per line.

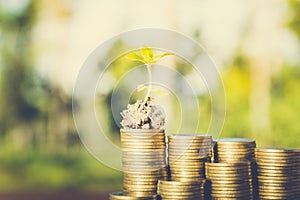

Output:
xmin=255 ymin=147 xmax=297 ymax=153
xmin=121 ymin=135 xmax=165 ymax=141
xmin=255 ymin=157 xmax=299 ymax=163
xmin=123 ymin=162 xmax=166 ymax=167
xmin=158 ymin=185 xmax=201 ymax=190
xmin=210 ymin=179 xmax=251 ymax=185
xmin=122 ymin=150 xmax=165 ymax=154
xmin=121 ymin=136 xmax=165 ymax=141
xmin=171 ymin=177 xmax=204 ymax=182
xmin=206 ymin=171 xmax=250 ymax=177
xmin=123 ymin=191 xmax=156 ymax=198
xmin=256 ymin=161 xmax=299 ymax=167
xmin=123 ymin=176 xmax=158 ymax=181
xmin=121 ymin=129 xmax=164 ymax=134
xmin=254 ymin=152 xmax=298 ymax=157
xmin=211 ymin=193 xmax=252 ymax=198
xmin=258 ymin=191 xmax=293 ymax=196
xmin=167 ymin=133 xmax=212 ymax=138
xmin=257 ymin=164 xmax=300 ymax=170
xmin=216 ymin=138 xmax=255 ymax=143
xmin=170 ymin=162 xmax=204 ymax=167
xmin=122 ymin=155 xmax=165 ymax=159
xmin=120 ymin=135 xmax=166 ymax=141
xmin=157 ymin=184 xmax=201 ymax=190
xmin=170 ymin=170 xmax=205 ymax=176
xmin=170 ymin=168 xmax=204 ymax=173
xmin=206 ymin=162 xmax=251 ymax=167
xmin=124 ymin=170 xmax=160 ymax=175
xmin=121 ymin=145 xmax=166 ymax=149
xmin=216 ymin=158 xmax=254 ymax=163
xmin=122 ymin=149 xmax=165 ymax=153
xmin=123 ymin=154 xmax=165 ymax=159
xmin=158 ymin=191 xmax=200 ymax=196
xmin=257 ymin=175 xmax=299 ymax=181
xmin=109 ymin=192 xmax=156 ymax=200
xmin=257 ymin=170 xmax=299 ymax=176
xmin=216 ymin=150 xmax=253 ymax=154
xmin=158 ymin=180 xmax=202 ymax=185
xmin=211 ymin=188 xmax=251 ymax=194
xmin=216 ymin=145 xmax=255 ymax=149
xmin=122 ymin=158 xmax=165 ymax=163
xmin=123 ymin=179 xmax=157 ymax=185
xmin=121 ymin=143 xmax=166 ymax=147
xmin=168 ymin=139 xmax=212 ymax=143
xmin=123 ymin=183 xmax=157 ymax=189
xmin=121 ymin=139 xmax=166 ymax=144
xmin=121 ymin=134 xmax=165 ymax=139
xmin=123 ymin=189 xmax=157 ymax=194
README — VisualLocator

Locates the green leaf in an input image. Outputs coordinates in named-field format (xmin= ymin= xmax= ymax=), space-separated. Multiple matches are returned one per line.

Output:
xmin=152 ymin=88 xmax=170 ymax=96
xmin=136 ymin=84 xmax=147 ymax=92
xmin=153 ymin=52 xmax=174 ymax=62
xmin=141 ymin=46 xmax=153 ymax=59
xmin=126 ymin=53 xmax=144 ymax=62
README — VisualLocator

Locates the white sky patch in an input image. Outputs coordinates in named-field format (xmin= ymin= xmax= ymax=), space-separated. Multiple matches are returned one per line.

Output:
xmin=32 ymin=0 xmax=300 ymax=94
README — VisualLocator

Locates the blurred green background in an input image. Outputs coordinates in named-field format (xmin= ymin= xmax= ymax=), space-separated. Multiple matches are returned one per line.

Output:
xmin=0 ymin=0 xmax=300 ymax=196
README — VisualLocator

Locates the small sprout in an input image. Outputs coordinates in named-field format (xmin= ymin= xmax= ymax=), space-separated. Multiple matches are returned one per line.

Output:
xmin=126 ymin=45 xmax=174 ymax=102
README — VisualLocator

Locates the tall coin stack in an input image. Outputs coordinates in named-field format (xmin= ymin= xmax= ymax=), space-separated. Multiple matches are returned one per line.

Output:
xmin=120 ymin=129 xmax=167 ymax=198
xmin=168 ymin=134 xmax=213 ymax=182
xmin=255 ymin=148 xmax=300 ymax=200
xmin=157 ymin=180 xmax=206 ymax=200
xmin=205 ymin=162 xmax=253 ymax=199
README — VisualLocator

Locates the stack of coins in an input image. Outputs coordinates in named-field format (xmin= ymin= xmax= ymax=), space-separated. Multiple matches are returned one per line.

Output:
xmin=255 ymin=148 xmax=300 ymax=199
xmin=121 ymin=129 xmax=167 ymax=198
xmin=214 ymin=138 xmax=256 ymax=162
xmin=109 ymin=192 xmax=156 ymax=200
xmin=205 ymin=162 xmax=253 ymax=199
xmin=157 ymin=180 xmax=206 ymax=200
xmin=168 ymin=134 xmax=213 ymax=182
xmin=213 ymin=138 xmax=257 ymax=198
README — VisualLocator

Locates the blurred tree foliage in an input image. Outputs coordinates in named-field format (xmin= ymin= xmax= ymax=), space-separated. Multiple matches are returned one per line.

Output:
xmin=0 ymin=0 xmax=77 ymax=151
xmin=0 ymin=0 xmax=299 ymax=193
xmin=0 ymin=0 xmax=38 ymax=134
xmin=221 ymin=53 xmax=251 ymax=139
xmin=288 ymin=0 xmax=300 ymax=40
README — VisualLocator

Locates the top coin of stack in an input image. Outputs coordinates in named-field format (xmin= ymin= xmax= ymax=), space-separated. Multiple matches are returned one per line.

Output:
xmin=121 ymin=129 xmax=167 ymax=198
xmin=168 ymin=134 xmax=213 ymax=182
xmin=214 ymin=138 xmax=256 ymax=162
xmin=157 ymin=179 xmax=206 ymax=200
xmin=109 ymin=191 xmax=156 ymax=200
xmin=255 ymin=148 xmax=300 ymax=200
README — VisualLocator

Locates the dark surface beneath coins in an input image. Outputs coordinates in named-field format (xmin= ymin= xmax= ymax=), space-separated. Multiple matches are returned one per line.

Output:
xmin=0 ymin=192 xmax=108 ymax=200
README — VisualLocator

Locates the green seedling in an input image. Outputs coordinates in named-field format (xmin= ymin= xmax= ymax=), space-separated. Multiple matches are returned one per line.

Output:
xmin=126 ymin=46 xmax=173 ymax=102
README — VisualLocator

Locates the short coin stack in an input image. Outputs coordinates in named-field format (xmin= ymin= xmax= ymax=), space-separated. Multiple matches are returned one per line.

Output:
xmin=109 ymin=192 xmax=156 ymax=200
xmin=205 ymin=162 xmax=253 ymax=199
xmin=255 ymin=148 xmax=300 ymax=200
xmin=121 ymin=129 xmax=167 ymax=198
xmin=157 ymin=180 xmax=205 ymax=200
xmin=168 ymin=134 xmax=213 ymax=182
xmin=214 ymin=138 xmax=256 ymax=162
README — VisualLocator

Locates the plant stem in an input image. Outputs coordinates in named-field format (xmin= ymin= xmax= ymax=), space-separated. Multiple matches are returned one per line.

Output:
xmin=144 ymin=64 xmax=152 ymax=102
